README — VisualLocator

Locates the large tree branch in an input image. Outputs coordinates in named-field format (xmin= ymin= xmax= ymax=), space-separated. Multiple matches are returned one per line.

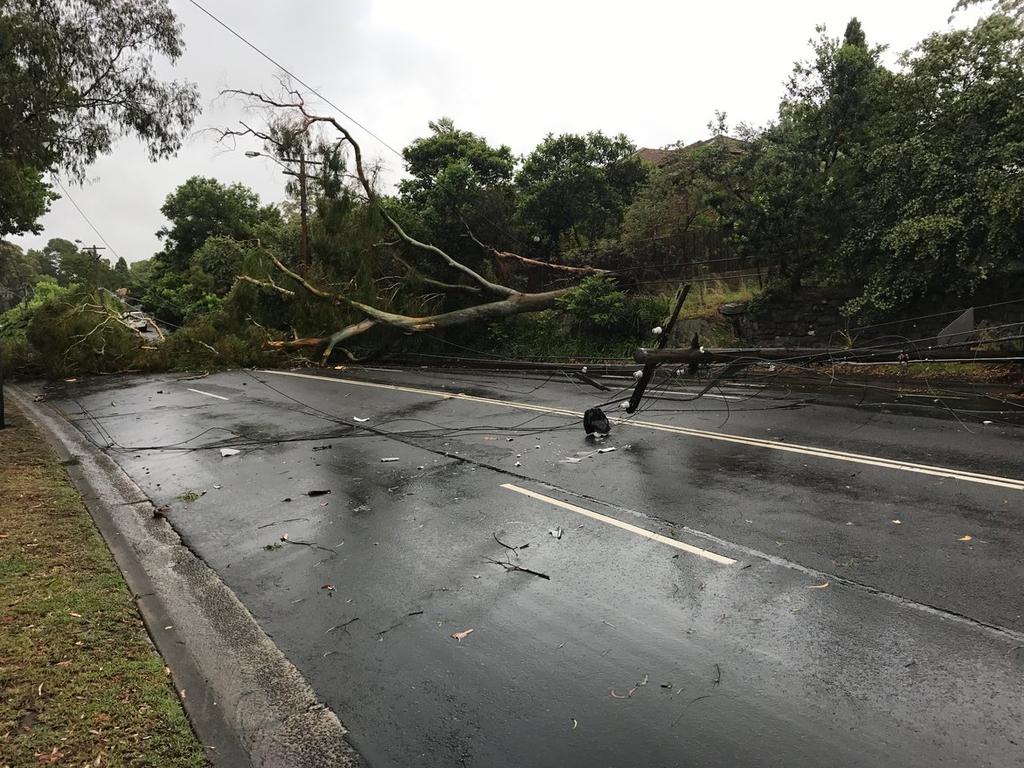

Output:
xmin=222 ymin=89 xmax=514 ymax=297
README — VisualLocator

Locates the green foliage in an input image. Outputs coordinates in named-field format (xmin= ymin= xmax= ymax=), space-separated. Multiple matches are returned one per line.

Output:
xmin=0 ymin=0 xmax=199 ymax=236
xmin=399 ymin=118 xmax=518 ymax=264
xmin=516 ymin=132 xmax=648 ymax=254
xmin=555 ymin=275 xmax=668 ymax=337
xmin=156 ymin=176 xmax=281 ymax=271
xmin=24 ymin=286 xmax=140 ymax=377
xmin=143 ymin=309 xmax=275 ymax=372
xmin=838 ymin=14 xmax=1024 ymax=315
xmin=557 ymin=275 xmax=630 ymax=333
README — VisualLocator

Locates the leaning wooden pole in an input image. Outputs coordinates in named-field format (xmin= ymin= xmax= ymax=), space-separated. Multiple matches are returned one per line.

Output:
xmin=625 ymin=283 xmax=691 ymax=413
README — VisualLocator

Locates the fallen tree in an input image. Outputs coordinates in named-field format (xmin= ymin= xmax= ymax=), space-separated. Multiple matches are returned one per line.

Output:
xmin=224 ymin=90 xmax=593 ymax=364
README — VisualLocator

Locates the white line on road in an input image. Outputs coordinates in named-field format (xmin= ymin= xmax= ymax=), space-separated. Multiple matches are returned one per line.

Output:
xmin=187 ymin=387 xmax=229 ymax=401
xmin=501 ymin=483 xmax=736 ymax=564
xmin=261 ymin=370 xmax=1024 ymax=491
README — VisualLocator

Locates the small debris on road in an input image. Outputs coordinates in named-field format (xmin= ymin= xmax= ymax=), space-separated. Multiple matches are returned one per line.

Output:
xmin=353 ymin=416 xmax=369 ymax=423
xmin=306 ymin=490 xmax=331 ymax=497
xmin=572 ymin=718 xmax=578 ymax=729
xmin=958 ymin=534 xmax=973 ymax=542
xmin=806 ymin=582 xmax=830 ymax=589
xmin=326 ymin=618 xmax=359 ymax=634
xmin=312 ymin=444 xmax=332 ymax=451
xmin=178 ymin=489 xmax=205 ymax=503
xmin=660 ymin=683 xmax=673 ymax=689
xmin=891 ymin=519 xmax=902 ymax=525
xmin=219 ymin=448 xmax=240 ymax=457
xmin=549 ymin=526 xmax=563 ymax=540
xmin=321 ymin=584 xmax=336 ymax=591
xmin=598 ymin=447 xmax=616 ymax=454
xmin=153 ymin=505 xmax=170 ymax=519
xmin=485 ymin=556 xmax=551 ymax=580
xmin=451 ymin=628 xmax=474 ymax=642
xmin=380 ymin=457 xmax=399 ymax=463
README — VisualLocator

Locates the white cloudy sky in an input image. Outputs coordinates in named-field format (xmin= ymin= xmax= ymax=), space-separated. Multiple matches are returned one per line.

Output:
xmin=13 ymin=0 xmax=982 ymax=263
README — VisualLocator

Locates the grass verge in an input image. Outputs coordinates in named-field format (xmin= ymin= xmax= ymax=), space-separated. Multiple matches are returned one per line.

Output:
xmin=0 ymin=400 xmax=207 ymax=767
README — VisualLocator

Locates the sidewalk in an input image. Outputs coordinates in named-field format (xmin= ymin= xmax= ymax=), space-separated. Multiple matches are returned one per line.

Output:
xmin=0 ymin=399 xmax=208 ymax=766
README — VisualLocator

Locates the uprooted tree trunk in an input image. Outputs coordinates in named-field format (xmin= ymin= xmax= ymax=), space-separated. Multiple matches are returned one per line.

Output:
xmin=226 ymin=90 xmax=591 ymax=364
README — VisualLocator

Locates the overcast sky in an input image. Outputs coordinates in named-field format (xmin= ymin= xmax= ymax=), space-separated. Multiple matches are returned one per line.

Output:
xmin=13 ymin=0 xmax=982 ymax=263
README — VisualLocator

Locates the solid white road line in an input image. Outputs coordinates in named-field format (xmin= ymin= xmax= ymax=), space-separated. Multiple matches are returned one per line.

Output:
xmin=501 ymin=483 xmax=736 ymax=565
xmin=261 ymin=370 xmax=1024 ymax=491
xmin=187 ymin=387 xmax=229 ymax=401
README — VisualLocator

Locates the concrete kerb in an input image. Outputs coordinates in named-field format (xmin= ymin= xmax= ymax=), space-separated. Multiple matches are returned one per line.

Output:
xmin=8 ymin=386 xmax=364 ymax=768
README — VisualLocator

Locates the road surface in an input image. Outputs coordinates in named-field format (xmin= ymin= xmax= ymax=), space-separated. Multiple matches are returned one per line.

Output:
xmin=34 ymin=366 xmax=1024 ymax=767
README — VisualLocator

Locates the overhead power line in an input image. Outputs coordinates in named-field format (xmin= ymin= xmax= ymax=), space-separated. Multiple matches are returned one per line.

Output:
xmin=185 ymin=0 xmax=405 ymax=160
xmin=52 ymin=178 xmax=123 ymax=261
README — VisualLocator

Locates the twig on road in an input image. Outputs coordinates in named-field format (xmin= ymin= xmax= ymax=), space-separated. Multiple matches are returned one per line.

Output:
xmin=671 ymin=695 xmax=713 ymax=727
xmin=283 ymin=538 xmax=336 ymax=554
xmin=325 ymin=617 xmax=359 ymax=635
xmin=484 ymin=556 xmax=550 ymax=581
xmin=256 ymin=516 xmax=308 ymax=529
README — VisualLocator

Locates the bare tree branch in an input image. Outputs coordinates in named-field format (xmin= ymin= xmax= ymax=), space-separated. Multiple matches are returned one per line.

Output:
xmin=223 ymin=88 xmax=590 ymax=365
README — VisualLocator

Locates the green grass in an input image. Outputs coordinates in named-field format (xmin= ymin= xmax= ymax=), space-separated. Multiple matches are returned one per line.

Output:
xmin=680 ymin=277 xmax=761 ymax=320
xmin=0 ymin=401 xmax=208 ymax=767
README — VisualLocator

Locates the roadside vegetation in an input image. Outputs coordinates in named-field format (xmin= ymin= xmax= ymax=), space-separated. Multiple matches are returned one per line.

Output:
xmin=2 ymin=0 xmax=1022 ymax=379
xmin=0 ymin=402 xmax=207 ymax=766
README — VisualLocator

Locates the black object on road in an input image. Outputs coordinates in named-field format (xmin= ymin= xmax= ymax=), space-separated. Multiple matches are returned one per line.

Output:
xmin=584 ymin=407 xmax=611 ymax=436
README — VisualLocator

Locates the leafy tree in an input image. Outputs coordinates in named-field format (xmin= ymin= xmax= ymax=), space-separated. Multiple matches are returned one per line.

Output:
xmin=516 ymin=132 xmax=648 ymax=255
xmin=113 ymin=256 xmax=130 ymax=286
xmin=0 ymin=0 xmax=200 ymax=236
xmin=952 ymin=0 xmax=1023 ymax=22
xmin=190 ymin=236 xmax=254 ymax=296
xmin=840 ymin=13 xmax=1024 ymax=314
xmin=621 ymin=137 xmax=745 ymax=272
xmin=155 ymin=177 xmax=281 ymax=271
xmin=399 ymin=118 xmax=517 ymax=257
xmin=737 ymin=20 xmax=883 ymax=289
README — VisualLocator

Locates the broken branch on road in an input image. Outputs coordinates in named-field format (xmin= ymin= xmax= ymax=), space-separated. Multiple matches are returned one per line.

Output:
xmin=484 ymin=556 xmax=551 ymax=581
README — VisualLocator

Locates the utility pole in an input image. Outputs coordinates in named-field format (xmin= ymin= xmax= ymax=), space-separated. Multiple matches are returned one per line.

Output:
xmin=79 ymin=243 xmax=106 ymax=260
xmin=245 ymin=150 xmax=319 ymax=269
xmin=298 ymin=150 xmax=310 ymax=268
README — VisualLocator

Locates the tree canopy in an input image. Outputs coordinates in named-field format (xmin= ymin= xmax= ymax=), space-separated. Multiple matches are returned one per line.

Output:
xmin=0 ymin=0 xmax=200 ymax=236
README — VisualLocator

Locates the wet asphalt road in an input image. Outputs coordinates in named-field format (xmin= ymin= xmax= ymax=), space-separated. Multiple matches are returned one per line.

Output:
xmin=35 ymin=367 xmax=1024 ymax=767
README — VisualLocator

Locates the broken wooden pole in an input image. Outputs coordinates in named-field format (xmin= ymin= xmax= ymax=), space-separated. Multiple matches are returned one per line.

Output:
xmin=634 ymin=346 xmax=1024 ymax=366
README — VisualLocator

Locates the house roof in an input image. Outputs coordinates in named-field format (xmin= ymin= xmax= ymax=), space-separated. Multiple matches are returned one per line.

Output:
xmin=636 ymin=136 xmax=747 ymax=167
xmin=636 ymin=147 xmax=672 ymax=167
